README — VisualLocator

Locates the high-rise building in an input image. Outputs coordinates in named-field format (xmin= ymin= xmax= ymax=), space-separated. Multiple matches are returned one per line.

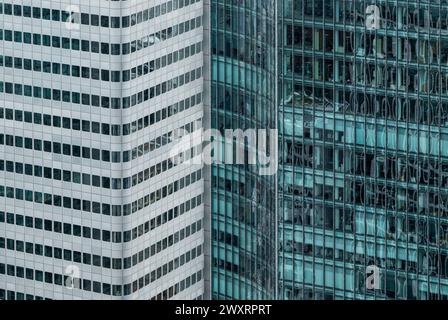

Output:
xmin=207 ymin=0 xmax=277 ymax=299
xmin=0 ymin=0 xmax=204 ymax=300
xmin=3 ymin=0 xmax=448 ymax=301
xmin=278 ymin=0 xmax=448 ymax=300
xmin=207 ymin=0 xmax=448 ymax=301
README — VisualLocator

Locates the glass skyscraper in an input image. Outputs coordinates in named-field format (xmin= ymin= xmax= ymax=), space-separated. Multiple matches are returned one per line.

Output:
xmin=278 ymin=0 xmax=448 ymax=299
xmin=208 ymin=0 xmax=448 ymax=300
xmin=207 ymin=0 xmax=277 ymax=299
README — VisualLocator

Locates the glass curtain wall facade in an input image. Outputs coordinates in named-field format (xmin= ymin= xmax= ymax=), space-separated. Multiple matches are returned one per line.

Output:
xmin=209 ymin=0 xmax=277 ymax=299
xmin=278 ymin=0 xmax=448 ymax=299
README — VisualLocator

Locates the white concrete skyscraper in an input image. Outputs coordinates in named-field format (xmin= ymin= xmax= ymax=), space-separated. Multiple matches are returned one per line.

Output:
xmin=0 ymin=0 xmax=204 ymax=299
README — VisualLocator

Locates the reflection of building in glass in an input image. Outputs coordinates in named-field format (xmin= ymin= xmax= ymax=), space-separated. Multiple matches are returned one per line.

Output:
xmin=278 ymin=0 xmax=448 ymax=299
xmin=207 ymin=0 xmax=277 ymax=299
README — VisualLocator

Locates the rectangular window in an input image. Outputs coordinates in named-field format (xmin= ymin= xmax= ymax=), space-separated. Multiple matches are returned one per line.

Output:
xmin=101 ymin=16 xmax=109 ymax=27
xmin=52 ymin=10 xmax=60 ymax=21
xmin=101 ymin=43 xmax=109 ymax=54
xmin=71 ymin=39 xmax=80 ymax=50
xmin=91 ymin=41 xmax=99 ymax=53
xmin=111 ymin=17 xmax=120 ymax=28
xmin=42 ymin=8 xmax=50 ymax=20
xmin=52 ymin=63 xmax=60 ymax=74
xmin=91 ymin=15 xmax=99 ymax=26
xmin=81 ymin=13 xmax=89 ymax=25
xmin=32 ymin=7 xmax=41 ymax=18
xmin=81 ymin=40 xmax=89 ymax=52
